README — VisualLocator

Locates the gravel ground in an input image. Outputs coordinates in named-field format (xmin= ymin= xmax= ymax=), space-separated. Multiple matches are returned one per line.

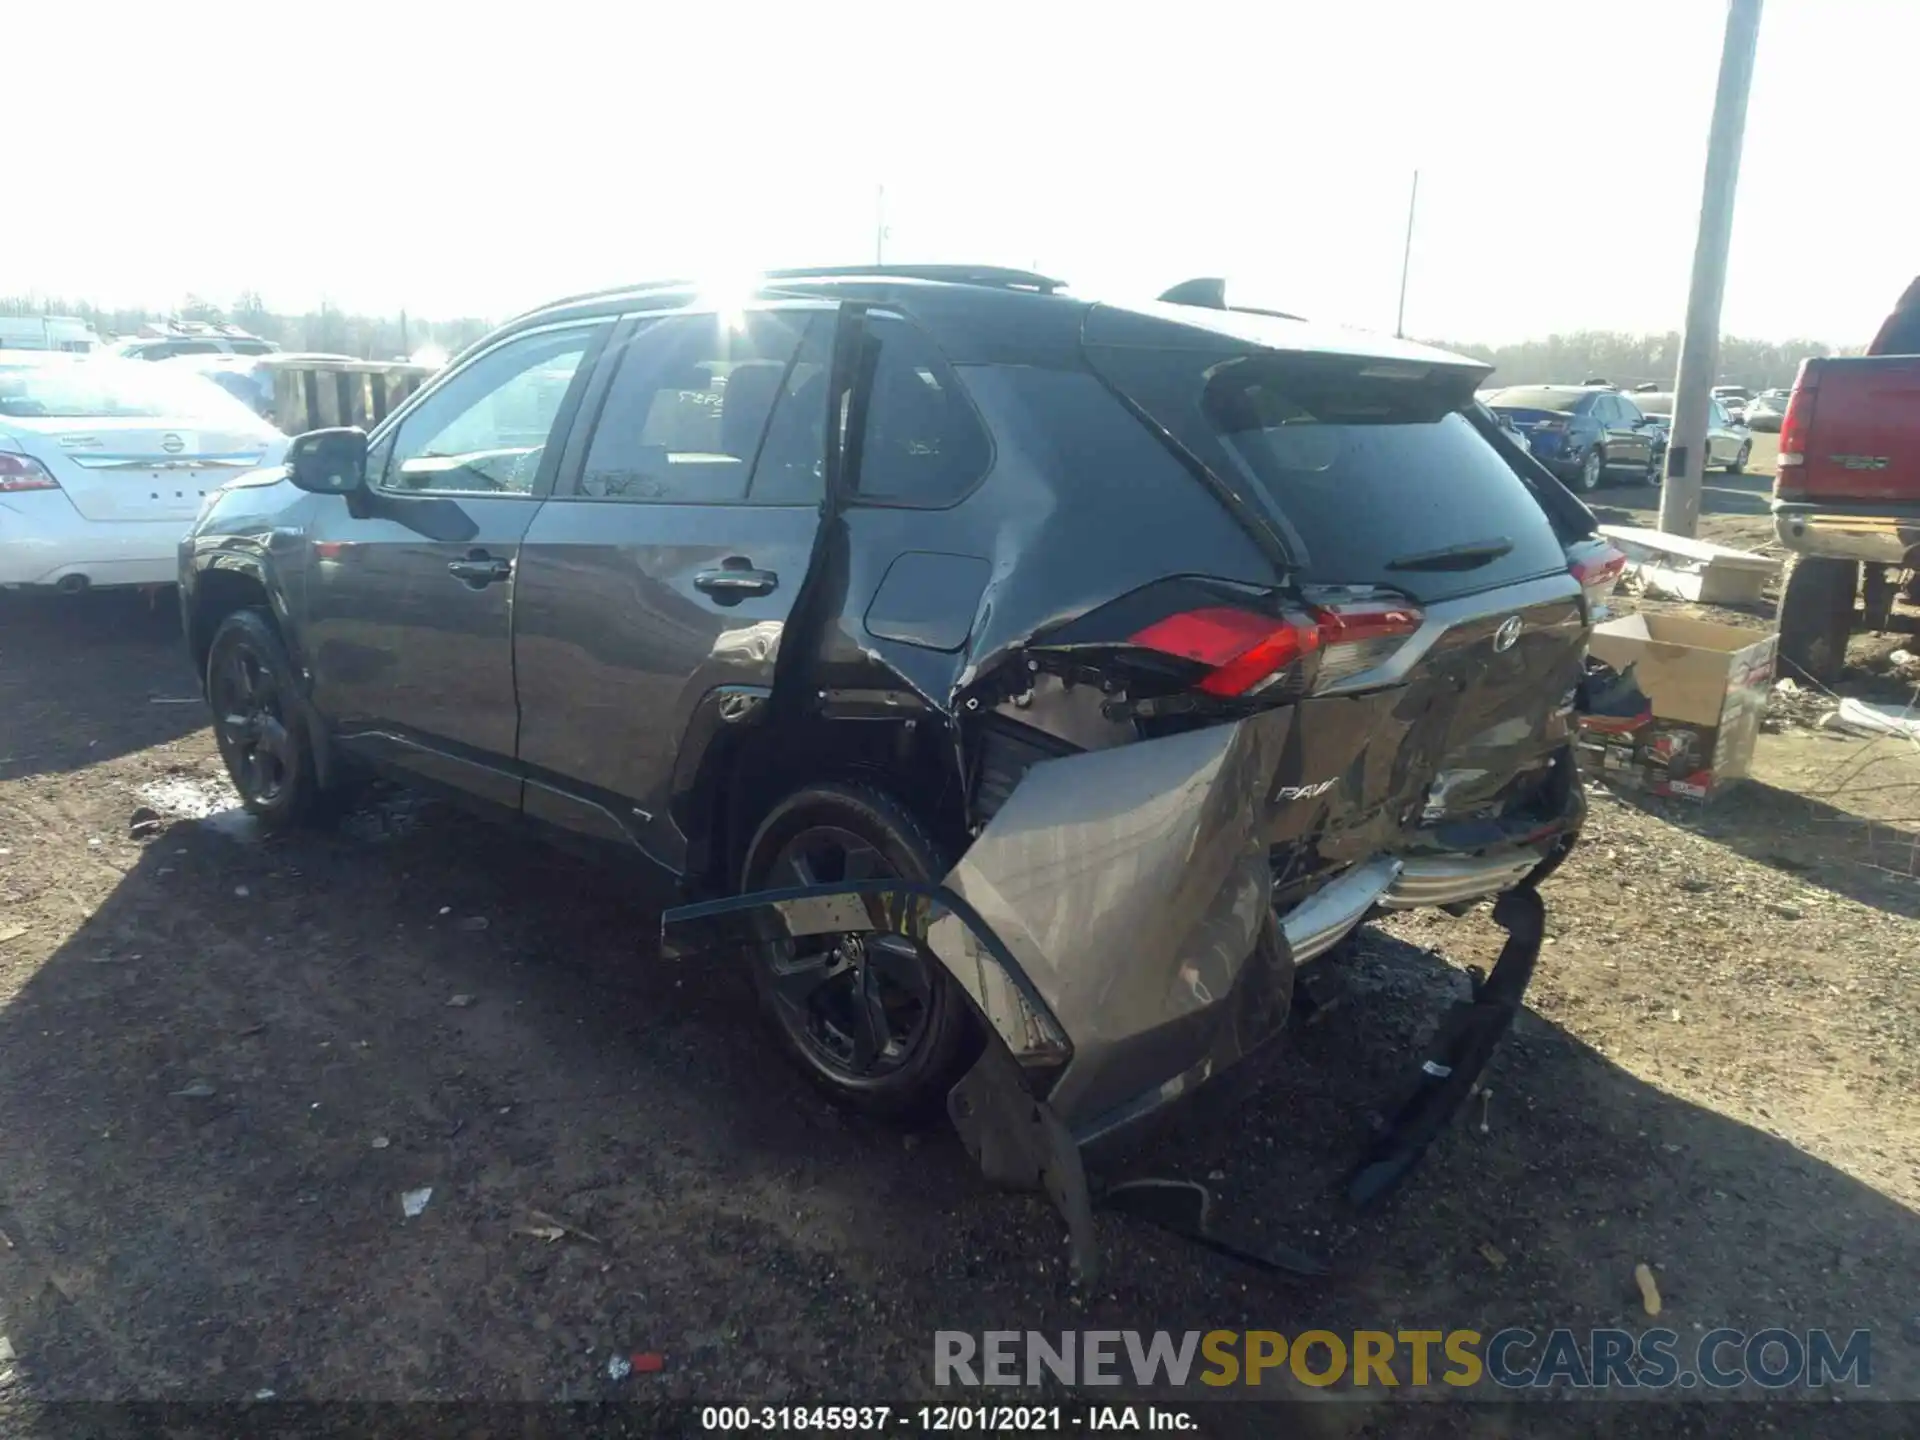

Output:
xmin=1 ymin=587 xmax=1917 ymax=1439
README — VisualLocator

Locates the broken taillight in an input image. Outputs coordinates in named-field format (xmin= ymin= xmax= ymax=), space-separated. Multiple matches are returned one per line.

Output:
xmin=1569 ymin=544 xmax=1627 ymax=618
xmin=1129 ymin=601 xmax=1422 ymax=698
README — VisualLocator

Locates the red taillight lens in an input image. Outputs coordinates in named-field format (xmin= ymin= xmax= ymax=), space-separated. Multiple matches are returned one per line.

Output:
xmin=1571 ymin=544 xmax=1628 ymax=620
xmin=1129 ymin=607 xmax=1321 ymax=696
xmin=1776 ymin=362 xmax=1818 ymax=482
xmin=0 ymin=453 xmax=61 ymax=493
xmin=1129 ymin=600 xmax=1422 ymax=697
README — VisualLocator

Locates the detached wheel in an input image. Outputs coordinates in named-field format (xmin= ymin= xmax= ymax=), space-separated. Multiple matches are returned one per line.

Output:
xmin=740 ymin=782 xmax=979 ymax=1119
xmin=207 ymin=609 xmax=334 ymax=828
xmin=1730 ymin=442 xmax=1750 ymax=475
xmin=1578 ymin=447 xmax=1604 ymax=492
xmin=1776 ymin=555 xmax=1859 ymax=685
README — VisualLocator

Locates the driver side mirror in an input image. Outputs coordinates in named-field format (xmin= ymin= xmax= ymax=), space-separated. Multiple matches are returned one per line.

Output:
xmin=287 ymin=427 xmax=369 ymax=496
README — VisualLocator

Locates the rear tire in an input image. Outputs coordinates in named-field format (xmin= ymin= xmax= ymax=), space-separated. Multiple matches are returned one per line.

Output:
xmin=1643 ymin=447 xmax=1663 ymax=486
xmin=1578 ymin=447 xmax=1603 ymax=492
xmin=1730 ymin=442 xmax=1750 ymax=475
xmin=1777 ymin=555 xmax=1859 ymax=685
xmin=739 ymin=781 xmax=979 ymax=1120
xmin=206 ymin=609 xmax=334 ymax=829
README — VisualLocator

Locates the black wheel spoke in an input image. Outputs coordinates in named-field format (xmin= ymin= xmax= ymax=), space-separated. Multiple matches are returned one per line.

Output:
xmin=865 ymin=934 xmax=932 ymax=1004
xmin=841 ymin=843 xmax=884 ymax=883
xmin=782 ymin=846 xmax=820 ymax=888
xmin=766 ymin=950 xmax=842 ymax=1011
xmin=224 ymin=651 xmax=255 ymax=705
xmin=847 ymin=969 xmax=892 ymax=1073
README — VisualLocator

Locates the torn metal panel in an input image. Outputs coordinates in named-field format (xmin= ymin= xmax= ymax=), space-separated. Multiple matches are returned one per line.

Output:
xmin=938 ymin=707 xmax=1294 ymax=1131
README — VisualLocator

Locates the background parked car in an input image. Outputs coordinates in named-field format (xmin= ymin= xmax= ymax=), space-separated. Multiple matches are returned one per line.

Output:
xmin=112 ymin=321 xmax=278 ymax=362
xmin=1631 ymin=391 xmax=1753 ymax=473
xmin=1482 ymin=384 xmax=1661 ymax=490
xmin=1745 ymin=388 xmax=1788 ymax=432
xmin=1712 ymin=384 xmax=1750 ymax=425
xmin=0 ymin=354 xmax=286 ymax=592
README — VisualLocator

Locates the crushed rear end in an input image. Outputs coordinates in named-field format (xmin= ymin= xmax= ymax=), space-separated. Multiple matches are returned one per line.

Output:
xmin=664 ymin=296 xmax=1594 ymax=1275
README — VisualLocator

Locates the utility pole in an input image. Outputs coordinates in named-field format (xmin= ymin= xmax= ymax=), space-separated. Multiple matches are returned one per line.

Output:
xmin=1395 ymin=170 xmax=1419 ymax=339
xmin=1660 ymin=0 xmax=1764 ymax=537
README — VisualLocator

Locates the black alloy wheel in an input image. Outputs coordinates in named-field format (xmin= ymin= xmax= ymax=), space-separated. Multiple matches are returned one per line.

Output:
xmin=740 ymin=783 xmax=978 ymax=1117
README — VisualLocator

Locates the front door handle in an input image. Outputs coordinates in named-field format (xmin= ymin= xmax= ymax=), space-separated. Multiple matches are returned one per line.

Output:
xmin=447 ymin=551 xmax=513 ymax=588
xmin=693 ymin=564 xmax=778 ymax=603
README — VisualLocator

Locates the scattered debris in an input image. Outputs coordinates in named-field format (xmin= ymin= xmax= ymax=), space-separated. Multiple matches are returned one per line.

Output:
xmin=171 ymin=1080 xmax=217 ymax=1099
xmin=1635 ymin=1262 xmax=1663 ymax=1317
xmin=631 ymin=1352 xmax=666 ymax=1374
xmin=1477 ymin=1241 xmax=1507 ymax=1271
xmin=0 ymin=1337 xmax=14 ymax=1362
xmin=234 ymin=885 xmax=250 ymax=898
xmin=458 ymin=915 xmax=489 ymax=932
xmin=400 ymin=1187 xmax=433 ymax=1218
xmin=1891 ymin=650 xmax=1918 ymax=672
xmin=0 ymin=1228 xmax=14 ymax=1249
xmin=0 ymin=922 xmax=28 ymax=945
xmin=518 ymin=1223 xmax=567 ymax=1244
xmin=606 ymin=1354 xmax=633 ymax=1382
xmin=128 ymin=807 xmax=164 ymax=839
xmin=438 ymin=906 xmax=452 ymax=916
xmin=446 ymin=994 xmax=475 ymax=1008
xmin=1675 ymin=877 xmax=1713 ymax=894
xmin=528 ymin=1208 xmax=602 ymax=1246
xmin=1478 ymin=1089 xmax=1494 ymax=1134
xmin=1767 ymin=902 xmax=1805 ymax=921
xmin=253 ymin=1389 xmax=277 ymax=1400
xmin=147 ymin=696 xmax=201 ymax=705
xmin=370 ymin=1136 xmax=391 ymax=1150
xmin=1832 ymin=697 xmax=1920 ymax=742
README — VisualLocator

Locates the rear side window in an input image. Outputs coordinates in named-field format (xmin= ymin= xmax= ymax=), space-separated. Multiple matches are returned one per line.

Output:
xmin=1202 ymin=360 xmax=1573 ymax=600
xmin=851 ymin=316 xmax=990 ymax=506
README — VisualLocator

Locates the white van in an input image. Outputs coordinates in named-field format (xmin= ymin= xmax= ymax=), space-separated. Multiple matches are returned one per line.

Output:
xmin=0 ymin=316 xmax=102 ymax=353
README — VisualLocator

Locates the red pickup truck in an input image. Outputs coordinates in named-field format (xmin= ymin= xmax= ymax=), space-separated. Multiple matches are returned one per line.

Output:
xmin=1772 ymin=277 xmax=1920 ymax=681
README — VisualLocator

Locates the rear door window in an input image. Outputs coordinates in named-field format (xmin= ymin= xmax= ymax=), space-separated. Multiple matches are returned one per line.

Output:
xmin=572 ymin=309 xmax=824 ymax=504
xmin=1198 ymin=360 xmax=1572 ymax=600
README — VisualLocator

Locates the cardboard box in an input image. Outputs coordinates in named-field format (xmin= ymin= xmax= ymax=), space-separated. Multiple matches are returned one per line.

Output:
xmin=1579 ymin=613 xmax=1778 ymax=799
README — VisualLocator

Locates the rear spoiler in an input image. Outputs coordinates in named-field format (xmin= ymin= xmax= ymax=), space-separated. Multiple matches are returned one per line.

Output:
xmin=1157 ymin=276 xmax=1305 ymax=322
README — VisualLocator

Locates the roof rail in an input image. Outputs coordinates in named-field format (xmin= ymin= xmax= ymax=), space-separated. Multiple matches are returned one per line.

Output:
xmin=1156 ymin=276 xmax=1304 ymax=322
xmin=513 ymin=264 xmax=1069 ymax=324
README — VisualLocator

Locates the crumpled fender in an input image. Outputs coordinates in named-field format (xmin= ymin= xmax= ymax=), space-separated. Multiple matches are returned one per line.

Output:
xmin=661 ymin=707 xmax=1296 ymax=1134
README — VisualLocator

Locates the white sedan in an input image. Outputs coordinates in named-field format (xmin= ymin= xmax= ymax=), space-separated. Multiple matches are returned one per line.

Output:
xmin=0 ymin=355 xmax=287 ymax=591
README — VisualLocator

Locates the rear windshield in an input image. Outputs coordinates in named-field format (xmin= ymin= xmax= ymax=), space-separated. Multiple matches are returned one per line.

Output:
xmin=1201 ymin=361 xmax=1573 ymax=600
xmin=1633 ymin=391 xmax=1674 ymax=416
xmin=0 ymin=358 xmax=264 ymax=422
xmin=1485 ymin=387 xmax=1588 ymax=413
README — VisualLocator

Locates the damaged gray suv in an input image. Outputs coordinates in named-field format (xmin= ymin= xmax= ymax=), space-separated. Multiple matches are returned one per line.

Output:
xmin=181 ymin=266 xmax=1603 ymax=1273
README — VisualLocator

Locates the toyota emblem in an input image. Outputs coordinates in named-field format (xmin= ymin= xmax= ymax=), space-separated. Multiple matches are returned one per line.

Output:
xmin=1492 ymin=615 xmax=1524 ymax=652
xmin=160 ymin=434 xmax=185 ymax=454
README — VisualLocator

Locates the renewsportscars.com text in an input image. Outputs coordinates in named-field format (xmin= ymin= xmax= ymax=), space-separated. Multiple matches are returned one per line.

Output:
xmin=934 ymin=1328 xmax=1871 ymax=1392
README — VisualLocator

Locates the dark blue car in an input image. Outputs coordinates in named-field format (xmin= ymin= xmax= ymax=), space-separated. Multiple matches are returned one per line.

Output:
xmin=1484 ymin=384 xmax=1660 ymax=491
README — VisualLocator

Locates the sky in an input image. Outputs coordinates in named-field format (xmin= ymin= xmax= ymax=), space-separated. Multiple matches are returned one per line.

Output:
xmin=10 ymin=0 xmax=1915 ymax=344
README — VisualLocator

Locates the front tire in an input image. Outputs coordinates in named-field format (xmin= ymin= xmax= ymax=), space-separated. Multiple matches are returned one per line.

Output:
xmin=739 ymin=782 xmax=979 ymax=1119
xmin=1777 ymin=555 xmax=1859 ymax=685
xmin=206 ymin=608 xmax=331 ymax=829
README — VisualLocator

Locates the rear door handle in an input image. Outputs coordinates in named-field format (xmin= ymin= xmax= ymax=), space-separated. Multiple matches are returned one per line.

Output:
xmin=693 ymin=565 xmax=778 ymax=602
xmin=447 ymin=552 xmax=513 ymax=587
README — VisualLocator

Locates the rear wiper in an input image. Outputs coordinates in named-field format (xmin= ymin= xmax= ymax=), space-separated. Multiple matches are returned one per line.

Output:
xmin=1386 ymin=536 xmax=1514 ymax=572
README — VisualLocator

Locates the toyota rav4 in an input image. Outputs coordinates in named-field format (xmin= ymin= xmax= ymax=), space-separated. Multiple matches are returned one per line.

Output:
xmin=181 ymin=266 xmax=1605 ymax=1272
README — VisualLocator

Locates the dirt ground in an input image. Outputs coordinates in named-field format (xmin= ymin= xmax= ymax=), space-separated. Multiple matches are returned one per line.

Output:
xmin=2 ymin=555 xmax=1918 ymax=1436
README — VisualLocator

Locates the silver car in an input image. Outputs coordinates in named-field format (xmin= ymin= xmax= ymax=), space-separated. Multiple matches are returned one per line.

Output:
xmin=1631 ymin=392 xmax=1753 ymax=474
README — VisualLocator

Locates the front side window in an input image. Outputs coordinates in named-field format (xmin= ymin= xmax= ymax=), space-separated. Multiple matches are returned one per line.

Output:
xmin=380 ymin=325 xmax=595 ymax=495
xmin=851 ymin=317 xmax=991 ymax=505
xmin=573 ymin=309 xmax=825 ymax=504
